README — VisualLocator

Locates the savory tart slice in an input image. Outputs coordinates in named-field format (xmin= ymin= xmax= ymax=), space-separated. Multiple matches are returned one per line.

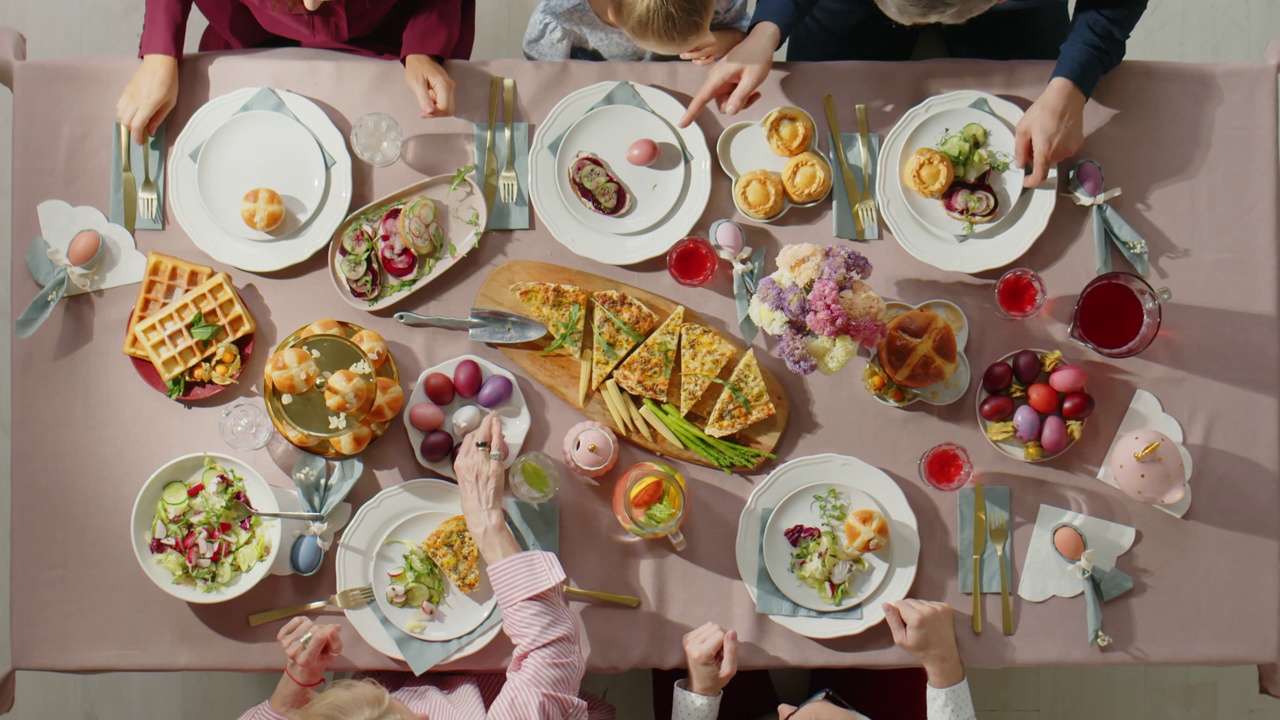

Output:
xmin=590 ymin=290 xmax=658 ymax=391
xmin=510 ymin=281 xmax=589 ymax=358
xmin=614 ymin=306 xmax=684 ymax=401
xmin=704 ymin=349 xmax=777 ymax=438
xmin=423 ymin=515 xmax=480 ymax=594
xmin=677 ymin=323 xmax=737 ymax=416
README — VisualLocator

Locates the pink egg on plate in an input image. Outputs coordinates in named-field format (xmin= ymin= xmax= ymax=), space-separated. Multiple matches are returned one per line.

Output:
xmin=627 ymin=139 xmax=659 ymax=167
xmin=1048 ymin=365 xmax=1088 ymax=394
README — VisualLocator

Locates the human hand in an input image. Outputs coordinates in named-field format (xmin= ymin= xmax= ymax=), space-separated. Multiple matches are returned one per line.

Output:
xmin=882 ymin=599 xmax=964 ymax=689
xmin=454 ymin=413 xmax=520 ymax=561
xmin=278 ymin=617 xmax=342 ymax=685
xmin=677 ymin=22 xmax=779 ymax=127
xmin=680 ymin=29 xmax=748 ymax=66
xmin=405 ymin=54 xmax=455 ymax=118
xmin=1015 ymin=77 xmax=1086 ymax=188
xmin=116 ymin=55 xmax=179 ymax=146
xmin=682 ymin=622 xmax=739 ymax=696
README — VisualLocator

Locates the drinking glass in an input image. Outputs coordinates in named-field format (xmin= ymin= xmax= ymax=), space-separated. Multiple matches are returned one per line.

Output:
xmin=509 ymin=451 xmax=561 ymax=503
xmin=667 ymin=236 xmax=718 ymax=287
xmin=611 ymin=461 xmax=687 ymax=550
xmin=350 ymin=112 xmax=403 ymax=167
xmin=993 ymin=268 xmax=1047 ymax=319
xmin=220 ymin=399 xmax=273 ymax=451
xmin=919 ymin=443 xmax=973 ymax=491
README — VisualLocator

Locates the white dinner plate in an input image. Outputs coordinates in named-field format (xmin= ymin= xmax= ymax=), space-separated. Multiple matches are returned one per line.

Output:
xmin=898 ymin=107 xmax=1024 ymax=236
xmin=336 ymin=479 xmax=502 ymax=662
xmin=531 ymin=82 xmax=713 ymax=266
xmin=554 ymin=105 xmax=689 ymax=235
xmin=371 ymin=511 xmax=497 ymax=642
xmin=404 ymin=355 xmax=531 ymax=479
xmin=171 ymin=87 xmax=353 ymax=272
xmin=762 ymin=482 xmax=892 ymax=612
xmin=196 ymin=111 xmax=326 ymax=240
xmin=877 ymin=91 xmax=1057 ymax=273
xmin=736 ymin=454 xmax=920 ymax=638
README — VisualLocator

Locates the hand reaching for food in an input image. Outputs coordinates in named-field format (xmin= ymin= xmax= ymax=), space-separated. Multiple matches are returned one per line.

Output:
xmin=682 ymin=622 xmax=739 ymax=696
xmin=455 ymin=412 xmax=521 ymax=562
xmin=1015 ymin=77 xmax=1087 ymax=188
xmin=116 ymin=55 xmax=179 ymax=146
xmin=678 ymin=22 xmax=779 ymax=127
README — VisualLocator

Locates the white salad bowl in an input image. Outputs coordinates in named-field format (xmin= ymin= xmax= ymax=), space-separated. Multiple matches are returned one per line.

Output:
xmin=130 ymin=452 xmax=282 ymax=604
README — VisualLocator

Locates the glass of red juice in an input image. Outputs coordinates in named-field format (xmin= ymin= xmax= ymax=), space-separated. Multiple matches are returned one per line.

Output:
xmin=994 ymin=268 xmax=1047 ymax=319
xmin=667 ymin=237 xmax=718 ymax=287
xmin=919 ymin=443 xmax=973 ymax=491
xmin=1069 ymin=272 xmax=1172 ymax=358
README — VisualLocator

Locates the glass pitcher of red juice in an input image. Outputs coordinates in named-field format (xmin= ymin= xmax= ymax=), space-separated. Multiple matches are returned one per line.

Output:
xmin=1068 ymin=272 xmax=1172 ymax=358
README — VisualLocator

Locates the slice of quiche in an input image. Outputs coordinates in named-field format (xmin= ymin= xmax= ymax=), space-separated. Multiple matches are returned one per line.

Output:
xmin=510 ymin=281 xmax=589 ymax=358
xmin=704 ymin=349 xmax=777 ymax=438
xmin=614 ymin=306 xmax=684 ymax=401
xmin=590 ymin=290 xmax=658 ymax=391
xmin=423 ymin=515 xmax=480 ymax=594
xmin=677 ymin=323 xmax=737 ymax=416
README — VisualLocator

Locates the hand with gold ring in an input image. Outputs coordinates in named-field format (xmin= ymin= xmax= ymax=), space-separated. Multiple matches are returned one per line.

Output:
xmin=277 ymin=617 xmax=342 ymax=687
xmin=454 ymin=413 xmax=521 ymax=563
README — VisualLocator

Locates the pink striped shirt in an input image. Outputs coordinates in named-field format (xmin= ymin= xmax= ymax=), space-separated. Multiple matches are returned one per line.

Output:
xmin=238 ymin=551 xmax=614 ymax=719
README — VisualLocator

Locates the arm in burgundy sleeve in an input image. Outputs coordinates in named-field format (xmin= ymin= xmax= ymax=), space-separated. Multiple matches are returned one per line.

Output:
xmin=401 ymin=0 xmax=473 ymax=60
xmin=139 ymin=0 xmax=194 ymax=57
xmin=1051 ymin=0 xmax=1148 ymax=98
xmin=485 ymin=551 xmax=590 ymax=719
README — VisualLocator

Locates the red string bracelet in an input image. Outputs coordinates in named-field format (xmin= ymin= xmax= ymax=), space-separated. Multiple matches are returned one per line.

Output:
xmin=285 ymin=667 xmax=326 ymax=688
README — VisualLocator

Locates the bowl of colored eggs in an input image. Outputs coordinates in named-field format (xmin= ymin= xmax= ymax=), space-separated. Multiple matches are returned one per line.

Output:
xmin=404 ymin=355 xmax=531 ymax=479
xmin=975 ymin=348 xmax=1095 ymax=463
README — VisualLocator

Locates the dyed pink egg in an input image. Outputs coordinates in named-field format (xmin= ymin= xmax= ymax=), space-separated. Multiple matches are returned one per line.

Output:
xmin=1040 ymin=415 xmax=1070 ymax=455
xmin=1053 ymin=525 xmax=1085 ymax=561
xmin=67 ymin=230 xmax=102 ymax=267
xmin=627 ymin=139 xmax=659 ymax=167
xmin=409 ymin=403 xmax=445 ymax=433
xmin=1049 ymin=365 xmax=1088 ymax=394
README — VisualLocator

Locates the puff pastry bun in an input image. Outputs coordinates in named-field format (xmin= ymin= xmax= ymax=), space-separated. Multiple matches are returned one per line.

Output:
xmin=329 ymin=423 xmax=373 ymax=456
xmin=734 ymin=170 xmax=786 ymax=220
xmin=351 ymin=329 xmax=389 ymax=369
xmin=902 ymin=148 xmax=954 ymax=198
xmin=782 ymin=151 xmax=833 ymax=204
xmin=843 ymin=508 xmax=890 ymax=555
xmin=324 ymin=369 xmax=371 ymax=414
xmin=267 ymin=347 xmax=320 ymax=394
xmin=367 ymin=377 xmax=404 ymax=423
xmin=762 ymin=107 xmax=815 ymax=157
xmin=877 ymin=309 xmax=958 ymax=389
xmin=301 ymin=318 xmax=343 ymax=338
xmin=241 ymin=187 xmax=286 ymax=232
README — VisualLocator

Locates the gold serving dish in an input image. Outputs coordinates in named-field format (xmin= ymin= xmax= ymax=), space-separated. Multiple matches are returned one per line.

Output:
xmin=264 ymin=319 xmax=401 ymax=458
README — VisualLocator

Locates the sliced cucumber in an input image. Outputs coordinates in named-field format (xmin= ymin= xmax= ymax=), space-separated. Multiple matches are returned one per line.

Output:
xmin=339 ymin=253 xmax=368 ymax=281
xmin=938 ymin=135 xmax=972 ymax=165
xmin=162 ymin=481 xmax=189 ymax=505
xmin=404 ymin=582 xmax=434 ymax=608
xmin=201 ymin=466 xmax=222 ymax=485
xmin=595 ymin=182 xmax=619 ymax=210
xmin=960 ymin=122 xmax=987 ymax=148
xmin=408 ymin=553 xmax=430 ymax=574
xmin=577 ymin=163 xmax=608 ymax=191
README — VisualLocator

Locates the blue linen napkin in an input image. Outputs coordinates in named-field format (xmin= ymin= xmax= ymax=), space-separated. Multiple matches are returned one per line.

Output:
xmin=1069 ymin=160 xmax=1150 ymax=277
xmin=546 ymin=82 xmax=692 ymax=162
xmin=957 ymin=486 xmax=1013 ymax=594
xmin=472 ymin=123 xmax=530 ymax=230
xmin=753 ymin=510 xmax=863 ymax=619
xmin=830 ymin=131 xmax=880 ymax=241
xmin=187 ymin=87 xmax=335 ymax=168
xmin=369 ymin=500 xmax=559 ymax=675
xmin=111 ymin=123 xmax=166 ymax=230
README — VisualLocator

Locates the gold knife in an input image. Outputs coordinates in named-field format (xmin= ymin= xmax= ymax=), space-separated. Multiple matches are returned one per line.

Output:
xmin=563 ymin=586 xmax=640 ymax=607
xmin=483 ymin=77 xmax=502 ymax=214
xmin=972 ymin=483 xmax=986 ymax=634
xmin=120 ymin=123 xmax=137 ymax=236
xmin=822 ymin=95 xmax=863 ymax=240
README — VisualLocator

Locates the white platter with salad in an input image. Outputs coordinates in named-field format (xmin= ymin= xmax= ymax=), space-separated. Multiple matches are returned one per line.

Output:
xmin=372 ymin=510 xmax=496 ymax=642
xmin=130 ymin=453 xmax=281 ymax=604
xmin=763 ymin=483 xmax=892 ymax=612
xmin=329 ymin=171 xmax=488 ymax=312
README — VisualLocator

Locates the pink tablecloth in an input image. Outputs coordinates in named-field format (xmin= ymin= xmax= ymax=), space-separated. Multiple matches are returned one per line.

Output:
xmin=6 ymin=39 xmax=1280 ymax=712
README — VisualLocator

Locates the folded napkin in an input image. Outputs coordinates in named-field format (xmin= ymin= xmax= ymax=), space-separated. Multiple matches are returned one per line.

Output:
xmin=1069 ymin=160 xmax=1150 ymax=277
xmin=546 ymin=82 xmax=692 ymax=162
xmin=110 ymin=123 xmax=166 ymax=230
xmin=188 ymin=87 xmax=335 ymax=168
xmin=829 ymin=131 xmax=880 ymax=241
xmin=753 ymin=510 xmax=863 ymax=619
xmin=370 ymin=500 xmax=560 ymax=674
xmin=265 ymin=484 xmax=352 ymax=578
xmin=957 ymin=486 xmax=1013 ymax=594
xmin=472 ymin=123 xmax=530 ymax=230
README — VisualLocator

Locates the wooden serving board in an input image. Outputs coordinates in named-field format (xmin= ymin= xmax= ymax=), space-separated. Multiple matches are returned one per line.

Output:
xmin=476 ymin=261 xmax=788 ymax=470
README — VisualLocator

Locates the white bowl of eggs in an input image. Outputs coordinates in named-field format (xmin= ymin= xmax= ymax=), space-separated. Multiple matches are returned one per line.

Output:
xmin=404 ymin=355 xmax=531 ymax=479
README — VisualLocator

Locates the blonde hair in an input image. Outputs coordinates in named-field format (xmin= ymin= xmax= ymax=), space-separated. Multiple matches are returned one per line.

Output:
xmin=615 ymin=0 xmax=716 ymax=48
xmin=873 ymin=0 xmax=998 ymax=25
xmin=292 ymin=679 xmax=404 ymax=720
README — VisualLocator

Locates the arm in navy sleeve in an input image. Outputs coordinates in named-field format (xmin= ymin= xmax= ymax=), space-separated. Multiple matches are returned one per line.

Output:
xmin=748 ymin=0 xmax=824 ymax=45
xmin=1052 ymin=0 xmax=1148 ymax=98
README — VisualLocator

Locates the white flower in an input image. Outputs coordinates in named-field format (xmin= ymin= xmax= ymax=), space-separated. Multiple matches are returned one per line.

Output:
xmin=748 ymin=296 xmax=791 ymax=337
xmin=805 ymin=335 xmax=858 ymax=375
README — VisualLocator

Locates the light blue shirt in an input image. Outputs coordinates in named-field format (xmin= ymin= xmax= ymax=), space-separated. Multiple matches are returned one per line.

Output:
xmin=523 ymin=0 xmax=750 ymax=61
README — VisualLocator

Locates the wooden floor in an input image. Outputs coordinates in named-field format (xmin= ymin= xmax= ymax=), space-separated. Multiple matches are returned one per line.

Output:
xmin=2 ymin=0 xmax=1280 ymax=717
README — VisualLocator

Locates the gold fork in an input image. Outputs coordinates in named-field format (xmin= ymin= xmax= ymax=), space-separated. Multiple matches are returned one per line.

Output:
xmin=139 ymin=134 xmax=159 ymax=223
xmin=498 ymin=78 xmax=518 ymax=204
xmin=248 ymin=586 xmax=376 ymax=627
xmin=564 ymin=586 xmax=640 ymax=607
xmin=854 ymin=104 xmax=877 ymax=234
xmin=987 ymin=510 xmax=1014 ymax=636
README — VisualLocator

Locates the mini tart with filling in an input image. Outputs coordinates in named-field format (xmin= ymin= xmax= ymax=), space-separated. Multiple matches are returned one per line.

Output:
xmin=762 ymin=107 xmax=815 ymax=157
xmin=781 ymin=151 xmax=833 ymax=204
xmin=734 ymin=170 xmax=786 ymax=220
xmin=902 ymin=147 xmax=955 ymax=199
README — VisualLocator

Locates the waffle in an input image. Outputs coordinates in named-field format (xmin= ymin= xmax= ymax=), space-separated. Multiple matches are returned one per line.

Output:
xmin=132 ymin=273 xmax=256 ymax=382
xmin=123 ymin=252 xmax=216 ymax=359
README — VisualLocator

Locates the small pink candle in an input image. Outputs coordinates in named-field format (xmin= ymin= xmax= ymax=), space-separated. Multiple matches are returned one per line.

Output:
xmin=562 ymin=421 xmax=618 ymax=479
